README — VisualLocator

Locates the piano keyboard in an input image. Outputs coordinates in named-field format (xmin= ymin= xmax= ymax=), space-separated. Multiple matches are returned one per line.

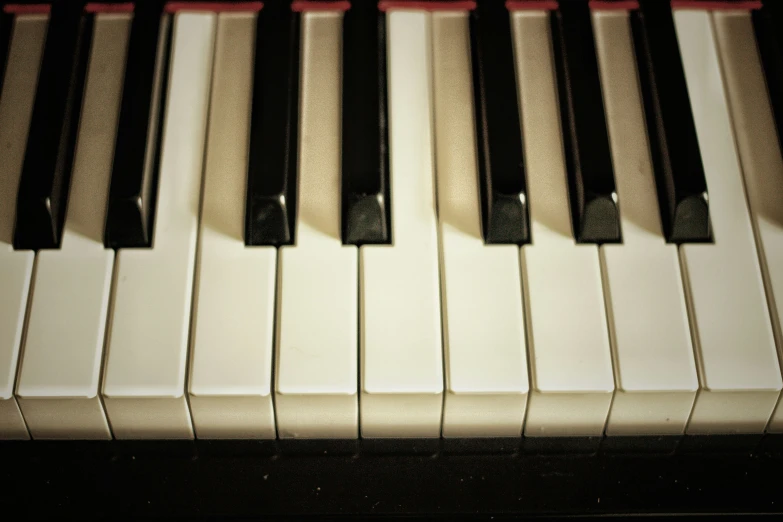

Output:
xmin=0 ymin=0 xmax=782 ymax=441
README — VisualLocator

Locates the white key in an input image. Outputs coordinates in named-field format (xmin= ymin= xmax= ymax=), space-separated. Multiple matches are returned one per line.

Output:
xmin=15 ymin=14 xmax=129 ymax=440
xmin=102 ymin=13 xmax=216 ymax=439
xmin=0 ymin=14 xmax=47 ymax=440
xmin=187 ymin=13 xmax=276 ymax=440
xmin=513 ymin=11 xmax=614 ymax=437
xmin=593 ymin=11 xmax=697 ymax=436
xmin=360 ymin=10 xmax=443 ymax=438
xmin=275 ymin=12 xmax=358 ymax=439
xmin=713 ymin=11 xmax=783 ymax=432
xmin=674 ymin=10 xmax=781 ymax=434
xmin=432 ymin=11 xmax=528 ymax=438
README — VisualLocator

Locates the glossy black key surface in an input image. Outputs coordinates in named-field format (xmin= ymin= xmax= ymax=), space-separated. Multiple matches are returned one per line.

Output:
xmin=632 ymin=0 xmax=711 ymax=243
xmin=105 ymin=1 xmax=169 ymax=249
xmin=341 ymin=0 xmax=390 ymax=245
xmin=0 ymin=9 xmax=11 ymax=96
xmin=551 ymin=0 xmax=620 ymax=244
xmin=754 ymin=0 xmax=783 ymax=161
xmin=245 ymin=0 xmax=300 ymax=247
xmin=470 ymin=0 xmax=529 ymax=245
xmin=14 ymin=2 xmax=92 ymax=250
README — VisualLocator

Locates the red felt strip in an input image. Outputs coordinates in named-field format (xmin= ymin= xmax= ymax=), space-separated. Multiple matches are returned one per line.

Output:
xmin=506 ymin=0 xmax=558 ymax=11
xmin=85 ymin=2 xmax=134 ymax=13
xmin=671 ymin=0 xmax=761 ymax=9
xmin=292 ymin=0 xmax=350 ymax=11
xmin=164 ymin=1 xmax=264 ymax=13
xmin=589 ymin=0 xmax=639 ymax=10
xmin=378 ymin=1 xmax=476 ymax=11
xmin=3 ymin=3 xmax=51 ymax=14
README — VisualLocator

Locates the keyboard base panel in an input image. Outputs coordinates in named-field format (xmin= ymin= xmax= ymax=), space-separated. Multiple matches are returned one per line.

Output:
xmin=1 ymin=435 xmax=782 ymax=519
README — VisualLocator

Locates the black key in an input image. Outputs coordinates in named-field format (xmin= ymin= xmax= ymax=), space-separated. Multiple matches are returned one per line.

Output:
xmin=14 ymin=2 xmax=92 ymax=250
xmin=470 ymin=0 xmax=528 ymax=245
xmin=0 ymin=9 xmax=12 ymax=96
xmin=105 ymin=1 xmax=170 ymax=249
xmin=754 ymin=0 xmax=783 ymax=162
xmin=245 ymin=0 xmax=300 ymax=246
xmin=632 ymin=0 xmax=711 ymax=243
xmin=551 ymin=0 xmax=620 ymax=244
xmin=341 ymin=0 xmax=390 ymax=245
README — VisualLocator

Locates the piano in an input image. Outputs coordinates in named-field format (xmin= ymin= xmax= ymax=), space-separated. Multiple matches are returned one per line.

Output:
xmin=1 ymin=0 xmax=783 ymax=518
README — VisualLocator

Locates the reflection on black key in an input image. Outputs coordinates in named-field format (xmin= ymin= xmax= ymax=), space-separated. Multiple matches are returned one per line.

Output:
xmin=551 ymin=0 xmax=620 ymax=244
xmin=245 ymin=1 xmax=300 ymax=246
xmin=0 ymin=9 xmax=12 ymax=95
xmin=342 ymin=0 xmax=390 ymax=245
xmin=14 ymin=2 xmax=92 ymax=250
xmin=754 ymin=0 xmax=783 ymax=161
xmin=632 ymin=0 xmax=711 ymax=243
xmin=105 ymin=2 xmax=169 ymax=249
xmin=470 ymin=0 xmax=528 ymax=245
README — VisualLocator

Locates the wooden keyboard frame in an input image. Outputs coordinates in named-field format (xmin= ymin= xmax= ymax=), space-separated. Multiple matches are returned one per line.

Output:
xmin=1 ymin=435 xmax=782 ymax=518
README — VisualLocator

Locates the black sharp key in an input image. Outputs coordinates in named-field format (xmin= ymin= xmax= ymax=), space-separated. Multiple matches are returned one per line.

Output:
xmin=0 ymin=9 xmax=12 ymax=96
xmin=551 ymin=0 xmax=620 ymax=244
xmin=105 ymin=1 xmax=169 ymax=249
xmin=245 ymin=0 xmax=300 ymax=247
xmin=632 ymin=0 xmax=711 ymax=243
xmin=470 ymin=0 xmax=529 ymax=245
xmin=341 ymin=0 xmax=390 ymax=245
xmin=754 ymin=0 xmax=783 ymax=162
xmin=13 ymin=2 xmax=92 ymax=250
